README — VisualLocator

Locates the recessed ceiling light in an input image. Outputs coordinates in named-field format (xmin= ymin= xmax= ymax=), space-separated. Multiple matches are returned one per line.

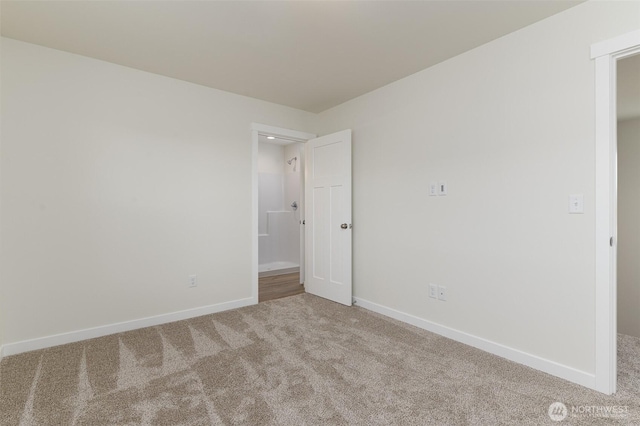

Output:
xmin=267 ymin=136 xmax=275 ymax=140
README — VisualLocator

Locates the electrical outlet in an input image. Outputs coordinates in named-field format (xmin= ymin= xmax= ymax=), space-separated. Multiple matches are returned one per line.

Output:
xmin=429 ymin=284 xmax=438 ymax=299
xmin=438 ymin=285 xmax=447 ymax=301
xmin=189 ymin=275 xmax=197 ymax=288
xmin=429 ymin=183 xmax=438 ymax=196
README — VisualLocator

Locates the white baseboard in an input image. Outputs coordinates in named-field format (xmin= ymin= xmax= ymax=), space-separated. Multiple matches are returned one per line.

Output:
xmin=1 ymin=297 xmax=255 ymax=357
xmin=353 ymin=297 xmax=596 ymax=391
xmin=258 ymin=267 xmax=299 ymax=278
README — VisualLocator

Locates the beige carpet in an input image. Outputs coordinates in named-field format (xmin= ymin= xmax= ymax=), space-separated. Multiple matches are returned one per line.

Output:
xmin=1 ymin=294 xmax=639 ymax=425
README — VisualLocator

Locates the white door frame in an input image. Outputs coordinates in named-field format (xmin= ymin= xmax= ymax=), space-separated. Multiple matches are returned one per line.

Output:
xmin=592 ymin=29 xmax=640 ymax=395
xmin=251 ymin=123 xmax=317 ymax=304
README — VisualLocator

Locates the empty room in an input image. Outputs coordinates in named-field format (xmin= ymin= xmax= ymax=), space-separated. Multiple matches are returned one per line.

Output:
xmin=1 ymin=1 xmax=639 ymax=424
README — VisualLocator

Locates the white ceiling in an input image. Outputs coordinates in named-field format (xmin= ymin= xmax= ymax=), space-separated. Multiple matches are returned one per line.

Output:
xmin=1 ymin=1 xmax=583 ymax=113
xmin=618 ymin=54 xmax=640 ymax=121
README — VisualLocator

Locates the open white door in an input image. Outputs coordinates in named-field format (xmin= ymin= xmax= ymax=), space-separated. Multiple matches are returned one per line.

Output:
xmin=305 ymin=129 xmax=352 ymax=306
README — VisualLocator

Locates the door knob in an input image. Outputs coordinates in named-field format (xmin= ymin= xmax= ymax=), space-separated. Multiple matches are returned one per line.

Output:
xmin=341 ymin=223 xmax=348 ymax=229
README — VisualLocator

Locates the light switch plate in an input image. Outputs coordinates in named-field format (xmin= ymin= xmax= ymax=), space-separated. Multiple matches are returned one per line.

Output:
xmin=429 ymin=183 xmax=438 ymax=196
xmin=569 ymin=194 xmax=584 ymax=214
xmin=429 ymin=284 xmax=438 ymax=299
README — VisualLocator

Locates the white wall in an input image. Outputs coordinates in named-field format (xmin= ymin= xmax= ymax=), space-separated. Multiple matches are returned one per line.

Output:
xmin=0 ymin=38 xmax=317 ymax=347
xmin=258 ymin=142 xmax=285 ymax=235
xmin=318 ymin=1 xmax=640 ymax=375
xmin=283 ymin=143 xmax=301 ymax=214
xmin=617 ymin=117 xmax=640 ymax=339
xmin=258 ymin=141 xmax=286 ymax=175
xmin=283 ymin=143 xmax=302 ymax=263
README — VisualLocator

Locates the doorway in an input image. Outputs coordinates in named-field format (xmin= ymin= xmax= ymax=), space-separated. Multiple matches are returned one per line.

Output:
xmin=257 ymin=136 xmax=303 ymax=277
xmin=251 ymin=124 xmax=354 ymax=307
xmin=251 ymin=124 xmax=317 ymax=304
xmin=615 ymin=52 xmax=640 ymax=394
xmin=592 ymin=29 xmax=640 ymax=395
xmin=257 ymin=135 xmax=304 ymax=301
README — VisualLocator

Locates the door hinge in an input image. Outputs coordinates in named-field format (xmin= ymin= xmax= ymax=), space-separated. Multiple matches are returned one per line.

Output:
xmin=610 ymin=236 xmax=614 ymax=247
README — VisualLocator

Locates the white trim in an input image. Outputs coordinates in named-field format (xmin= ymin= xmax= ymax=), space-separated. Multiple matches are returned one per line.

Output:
xmin=354 ymin=297 xmax=596 ymax=390
xmin=250 ymin=123 xmax=316 ymax=305
xmin=1 ymin=297 xmax=254 ymax=357
xmin=259 ymin=266 xmax=300 ymax=278
xmin=591 ymin=30 xmax=640 ymax=59
xmin=592 ymin=30 xmax=640 ymax=395
xmin=251 ymin=123 xmax=316 ymax=142
xmin=251 ymin=128 xmax=260 ymax=305
xmin=594 ymin=54 xmax=617 ymax=395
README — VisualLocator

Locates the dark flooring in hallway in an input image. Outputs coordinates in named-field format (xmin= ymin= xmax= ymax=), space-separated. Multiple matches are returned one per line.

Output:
xmin=258 ymin=272 xmax=304 ymax=302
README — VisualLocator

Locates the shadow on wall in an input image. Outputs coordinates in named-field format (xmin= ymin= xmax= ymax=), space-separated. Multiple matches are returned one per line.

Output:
xmin=617 ymin=117 xmax=640 ymax=339
xmin=617 ymin=53 xmax=640 ymax=339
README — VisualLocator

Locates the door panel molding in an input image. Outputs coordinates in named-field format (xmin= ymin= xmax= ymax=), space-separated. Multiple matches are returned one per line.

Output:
xmin=305 ymin=129 xmax=352 ymax=306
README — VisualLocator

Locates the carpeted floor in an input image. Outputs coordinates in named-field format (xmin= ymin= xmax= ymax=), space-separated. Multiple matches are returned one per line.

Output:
xmin=1 ymin=293 xmax=639 ymax=425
